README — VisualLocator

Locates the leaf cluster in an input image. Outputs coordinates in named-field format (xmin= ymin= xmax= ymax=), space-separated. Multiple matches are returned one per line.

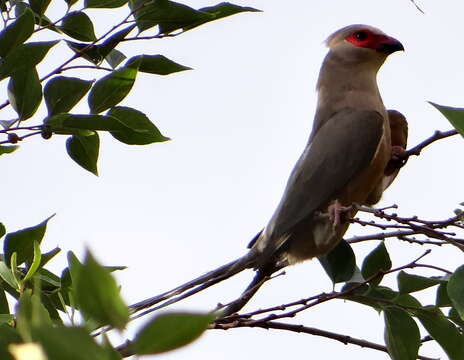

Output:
xmin=0 ymin=218 xmax=215 ymax=359
xmin=0 ymin=0 xmax=258 ymax=175
xmin=320 ymin=240 xmax=464 ymax=360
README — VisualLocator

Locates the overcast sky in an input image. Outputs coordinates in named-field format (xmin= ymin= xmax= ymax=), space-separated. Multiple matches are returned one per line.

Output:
xmin=2 ymin=0 xmax=464 ymax=359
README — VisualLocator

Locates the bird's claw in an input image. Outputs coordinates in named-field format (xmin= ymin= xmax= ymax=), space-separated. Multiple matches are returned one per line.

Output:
xmin=328 ymin=201 xmax=352 ymax=227
xmin=390 ymin=145 xmax=407 ymax=167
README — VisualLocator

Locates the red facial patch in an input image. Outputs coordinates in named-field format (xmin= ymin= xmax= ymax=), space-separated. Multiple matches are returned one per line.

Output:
xmin=346 ymin=30 xmax=390 ymax=50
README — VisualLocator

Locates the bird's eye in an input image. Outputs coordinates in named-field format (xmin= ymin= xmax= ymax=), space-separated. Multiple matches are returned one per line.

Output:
xmin=354 ymin=31 xmax=369 ymax=41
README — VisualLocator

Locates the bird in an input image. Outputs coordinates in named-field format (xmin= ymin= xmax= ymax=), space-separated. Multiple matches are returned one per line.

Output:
xmin=130 ymin=24 xmax=405 ymax=317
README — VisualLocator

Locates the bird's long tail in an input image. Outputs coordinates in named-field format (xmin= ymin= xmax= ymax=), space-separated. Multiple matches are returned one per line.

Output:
xmin=129 ymin=250 xmax=259 ymax=318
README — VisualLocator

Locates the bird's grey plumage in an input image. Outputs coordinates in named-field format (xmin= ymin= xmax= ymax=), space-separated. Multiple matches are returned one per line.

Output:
xmin=253 ymin=109 xmax=384 ymax=267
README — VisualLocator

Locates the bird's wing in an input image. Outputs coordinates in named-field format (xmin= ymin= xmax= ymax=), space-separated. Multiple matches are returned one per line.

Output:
xmin=266 ymin=108 xmax=385 ymax=241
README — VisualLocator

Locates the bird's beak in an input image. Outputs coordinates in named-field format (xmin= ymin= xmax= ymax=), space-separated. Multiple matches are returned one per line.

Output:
xmin=376 ymin=35 xmax=404 ymax=54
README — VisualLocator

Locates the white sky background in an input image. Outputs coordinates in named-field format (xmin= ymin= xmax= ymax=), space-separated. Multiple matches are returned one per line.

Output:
xmin=2 ymin=0 xmax=464 ymax=359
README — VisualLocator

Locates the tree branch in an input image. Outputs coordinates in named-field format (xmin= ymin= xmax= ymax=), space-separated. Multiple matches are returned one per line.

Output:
xmin=404 ymin=129 xmax=458 ymax=157
xmin=213 ymin=320 xmax=438 ymax=360
xmin=217 ymin=250 xmax=432 ymax=325
xmin=409 ymin=0 xmax=425 ymax=14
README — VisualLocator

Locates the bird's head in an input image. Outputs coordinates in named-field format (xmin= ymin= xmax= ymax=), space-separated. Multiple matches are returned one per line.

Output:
xmin=325 ymin=24 xmax=404 ymax=67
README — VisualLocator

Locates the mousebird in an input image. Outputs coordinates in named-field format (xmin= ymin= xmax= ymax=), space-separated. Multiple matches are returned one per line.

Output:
xmin=131 ymin=24 xmax=406 ymax=317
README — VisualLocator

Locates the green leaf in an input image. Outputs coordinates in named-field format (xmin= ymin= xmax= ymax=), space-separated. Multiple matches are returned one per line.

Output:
xmin=61 ymin=253 xmax=80 ymax=307
xmin=85 ymin=0 xmax=128 ymax=8
xmin=97 ymin=24 xmax=135 ymax=60
xmin=0 ymin=40 xmax=58 ymax=80
xmin=0 ymin=314 xmax=14 ymax=325
xmin=0 ymin=146 xmax=18 ymax=156
xmin=108 ymin=106 xmax=170 ymax=145
xmin=65 ymin=24 xmax=135 ymax=66
xmin=41 ymin=293 xmax=64 ymax=324
xmin=67 ymin=251 xmax=82 ymax=284
xmin=415 ymin=307 xmax=464 ymax=360
xmin=185 ymin=2 xmax=261 ymax=31
xmin=0 ymin=6 xmax=34 ymax=57
xmin=7 ymin=67 xmax=42 ymax=120
xmin=60 ymin=11 xmax=96 ymax=42
xmin=393 ymin=293 xmax=422 ymax=308
xmin=0 ymin=324 xmax=21 ymax=360
xmin=66 ymin=132 xmax=99 ymax=175
xmin=397 ymin=271 xmax=444 ymax=293
xmin=88 ymin=64 xmax=139 ymax=114
xmin=449 ymin=307 xmax=464 ymax=329
xmin=129 ymin=0 xmax=212 ymax=33
xmin=384 ymin=306 xmax=420 ymax=360
xmin=318 ymin=240 xmax=356 ymax=284
xmin=32 ymin=326 xmax=110 ymax=360
xmin=66 ymin=41 xmax=103 ymax=65
xmin=37 ymin=268 xmax=61 ymax=289
xmin=17 ymin=289 xmax=52 ymax=340
xmin=343 ymin=285 xmax=421 ymax=313
xmin=29 ymin=0 xmax=52 ymax=16
xmin=134 ymin=312 xmax=215 ymax=354
xmin=105 ymin=49 xmax=126 ymax=69
xmin=46 ymin=113 xmax=129 ymax=133
xmin=361 ymin=242 xmax=391 ymax=285
xmin=33 ymin=12 xmax=59 ymax=31
xmin=0 ymin=223 xmax=5 ymax=238
xmin=429 ymin=102 xmax=464 ymax=138
xmin=126 ymin=54 xmax=191 ymax=75
xmin=44 ymin=76 xmax=93 ymax=115
xmin=0 ymin=284 xmax=8 ymax=313
xmin=436 ymin=282 xmax=452 ymax=307
xmin=448 ymin=265 xmax=464 ymax=320
xmin=23 ymin=241 xmax=42 ymax=282
xmin=65 ymin=0 xmax=79 ymax=7
xmin=39 ymin=247 xmax=61 ymax=268
xmin=367 ymin=285 xmax=397 ymax=299
xmin=199 ymin=2 xmax=261 ymax=19
xmin=74 ymin=251 xmax=129 ymax=329
xmin=105 ymin=265 xmax=127 ymax=272
xmin=10 ymin=253 xmax=19 ymax=285
xmin=102 ymin=334 xmax=123 ymax=360
xmin=13 ymin=2 xmax=28 ymax=17
xmin=4 ymin=215 xmax=54 ymax=266
xmin=0 ymin=261 xmax=19 ymax=289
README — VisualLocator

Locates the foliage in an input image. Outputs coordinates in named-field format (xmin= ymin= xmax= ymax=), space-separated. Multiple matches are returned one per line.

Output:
xmin=0 ymin=0 xmax=258 ymax=358
xmin=1 ymin=1 xmax=464 ymax=360
xmin=0 ymin=0 xmax=259 ymax=175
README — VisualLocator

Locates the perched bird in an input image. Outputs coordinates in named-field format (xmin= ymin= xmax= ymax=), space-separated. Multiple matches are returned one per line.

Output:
xmin=131 ymin=24 xmax=405 ymax=316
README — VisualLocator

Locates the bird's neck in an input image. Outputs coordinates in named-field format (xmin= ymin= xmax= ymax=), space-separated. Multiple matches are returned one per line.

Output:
xmin=316 ymin=53 xmax=384 ymax=113
xmin=308 ymin=52 xmax=387 ymax=142
xmin=317 ymin=55 xmax=383 ymax=105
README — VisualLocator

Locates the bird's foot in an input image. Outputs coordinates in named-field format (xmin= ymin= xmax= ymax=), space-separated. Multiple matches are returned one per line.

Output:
xmin=328 ymin=201 xmax=352 ymax=227
xmin=389 ymin=145 xmax=407 ymax=168
xmin=391 ymin=145 xmax=406 ymax=160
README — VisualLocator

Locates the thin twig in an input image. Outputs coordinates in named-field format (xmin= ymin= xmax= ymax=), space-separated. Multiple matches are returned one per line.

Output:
xmin=410 ymin=0 xmax=425 ymax=14
xmin=0 ymin=130 xmax=42 ymax=145
xmin=404 ymin=129 xmax=458 ymax=157
xmin=213 ymin=320 xmax=437 ymax=360
xmin=60 ymin=65 xmax=113 ymax=73
xmin=218 ymin=251 xmax=432 ymax=325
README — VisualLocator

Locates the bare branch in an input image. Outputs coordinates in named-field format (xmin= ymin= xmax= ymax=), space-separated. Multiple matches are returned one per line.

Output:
xmin=410 ymin=0 xmax=425 ymax=14
xmin=218 ymin=250 xmax=433 ymax=325
xmin=404 ymin=129 xmax=458 ymax=157
xmin=213 ymin=320 xmax=438 ymax=360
